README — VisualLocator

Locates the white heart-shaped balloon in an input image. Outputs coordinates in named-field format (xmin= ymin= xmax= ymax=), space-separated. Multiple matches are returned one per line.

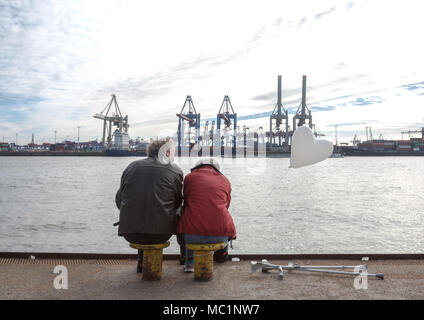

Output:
xmin=290 ymin=126 xmax=333 ymax=168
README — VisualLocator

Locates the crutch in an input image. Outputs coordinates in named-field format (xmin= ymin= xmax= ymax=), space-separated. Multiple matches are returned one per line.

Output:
xmin=251 ymin=260 xmax=384 ymax=280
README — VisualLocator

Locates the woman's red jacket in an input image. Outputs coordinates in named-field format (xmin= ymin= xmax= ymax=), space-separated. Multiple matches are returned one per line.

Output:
xmin=177 ymin=166 xmax=236 ymax=239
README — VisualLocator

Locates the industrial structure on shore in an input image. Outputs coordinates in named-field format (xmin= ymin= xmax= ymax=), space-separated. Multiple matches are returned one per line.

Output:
xmin=92 ymin=94 xmax=147 ymax=156
xmin=2 ymin=75 xmax=424 ymax=157
xmin=93 ymin=95 xmax=130 ymax=154
xmin=341 ymin=127 xmax=424 ymax=156
xmin=175 ymin=75 xmax=316 ymax=157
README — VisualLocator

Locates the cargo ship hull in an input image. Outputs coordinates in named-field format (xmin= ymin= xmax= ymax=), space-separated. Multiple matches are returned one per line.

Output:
xmin=341 ymin=146 xmax=424 ymax=156
xmin=342 ymin=134 xmax=424 ymax=156
xmin=105 ymin=149 xmax=147 ymax=156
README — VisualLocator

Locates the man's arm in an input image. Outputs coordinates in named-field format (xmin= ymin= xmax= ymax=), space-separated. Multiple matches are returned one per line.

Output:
xmin=174 ymin=174 xmax=183 ymax=210
xmin=115 ymin=188 xmax=121 ymax=210
xmin=115 ymin=168 xmax=127 ymax=210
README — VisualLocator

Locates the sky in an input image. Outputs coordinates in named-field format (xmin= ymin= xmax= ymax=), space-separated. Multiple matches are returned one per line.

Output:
xmin=1 ymin=0 xmax=424 ymax=145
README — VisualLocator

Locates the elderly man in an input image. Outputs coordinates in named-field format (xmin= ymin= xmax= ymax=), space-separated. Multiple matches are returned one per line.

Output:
xmin=177 ymin=158 xmax=236 ymax=272
xmin=115 ymin=138 xmax=184 ymax=273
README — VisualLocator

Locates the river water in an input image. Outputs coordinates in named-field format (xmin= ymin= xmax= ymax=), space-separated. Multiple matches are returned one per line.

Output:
xmin=0 ymin=156 xmax=423 ymax=254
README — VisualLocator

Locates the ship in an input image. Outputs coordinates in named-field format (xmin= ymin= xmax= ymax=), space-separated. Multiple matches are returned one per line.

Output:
xmin=105 ymin=129 xmax=147 ymax=156
xmin=340 ymin=127 xmax=424 ymax=156
xmin=105 ymin=149 xmax=147 ymax=156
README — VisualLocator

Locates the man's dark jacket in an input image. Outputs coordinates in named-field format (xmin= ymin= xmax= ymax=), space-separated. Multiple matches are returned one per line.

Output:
xmin=115 ymin=157 xmax=183 ymax=236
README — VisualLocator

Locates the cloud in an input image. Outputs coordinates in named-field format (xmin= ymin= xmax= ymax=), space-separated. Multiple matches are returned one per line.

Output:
xmin=346 ymin=1 xmax=355 ymax=10
xmin=0 ymin=92 xmax=44 ymax=108
xmin=310 ymin=105 xmax=336 ymax=112
xmin=314 ymin=7 xmax=336 ymax=19
xmin=252 ymin=73 xmax=371 ymax=103
xmin=401 ymin=81 xmax=424 ymax=92
xmin=338 ymin=96 xmax=383 ymax=107
xmin=1 ymin=0 xmax=424 ymax=144
xmin=298 ymin=17 xmax=307 ymax=27
xmin=251 ymin=88 xmax=301 ymax=102
xmin=325 ymin=120 xmax=378 ymax=128
xmin=0 ymin=92 xmax=45 ymax=122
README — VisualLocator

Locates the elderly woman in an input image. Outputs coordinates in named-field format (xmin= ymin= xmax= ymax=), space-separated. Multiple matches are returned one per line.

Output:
xmin=177 ymin=158 xmax=236 ymax=272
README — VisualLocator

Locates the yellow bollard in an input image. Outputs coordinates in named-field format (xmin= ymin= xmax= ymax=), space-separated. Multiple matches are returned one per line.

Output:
xmin=186 ymin=242 xmax=227 ymax=281
xmin=130 ymin=242 xmax=170 ymax=281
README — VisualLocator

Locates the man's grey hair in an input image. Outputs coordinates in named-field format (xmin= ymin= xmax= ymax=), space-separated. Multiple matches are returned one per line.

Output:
xmin=195 ymin=158 xmax=220 ymax=171
xmin=147 ymin=138 xmax=172 ymax=158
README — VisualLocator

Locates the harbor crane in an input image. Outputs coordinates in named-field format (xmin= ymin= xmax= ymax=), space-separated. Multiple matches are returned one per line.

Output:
xmin=93 ymin=94 xmax=129 ymax=149
xmin=401 ymin=127 xmax=424 ymax=139
xmin=202 ymin=120 xmax=209 ymax=148
xmin=176 ymin=95 xmax=200 ymax=156
xmin=312 ymin=124 xmax=325 ymax=138
xmin=366 ymin=127 xmax=373 ymax=141
xmin=269 ymin=75 xmax=289 ymax=148
xmin=351 ymin=134 xmax=361 ymax=146
xmin=217 ymin=95 xmax=237 ymax=153
xmin=201 ymin=120 xmax=212 ymax=155
xmin=292 ymin=75 xmax=313 ymax=132
xmin=201 ymin=120 xmax=216 ymax=156
xmin=210 ymin=120 xmax=216 ymax=140
xmin=209 ymin=120 xmax=216 ymax=156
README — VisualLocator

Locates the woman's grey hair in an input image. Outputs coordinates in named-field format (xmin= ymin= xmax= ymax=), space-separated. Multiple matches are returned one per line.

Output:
xmin=195 ymin=158 xmax=220 ymax=171
xmin=147 ymin=138 xmax=172 ymax=158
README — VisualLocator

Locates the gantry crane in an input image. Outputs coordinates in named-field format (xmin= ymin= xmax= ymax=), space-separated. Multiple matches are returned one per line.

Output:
xmin=269 ymin=75 xmax=289 ymax=148
xmin=312 ymin=124 xmax=325 ymax=138
xmin=201 ymin=120 xmax=216 ymax=156
xmin=351 ymin=134 xmax=361 ymax=146
xmin=217 ymin=95 xmax=237 ymax=154
xmin=93 ymin=94 xmax=129 ymax=149
xmin=202 ymin=120 xmax=209 ymax=148
xmin=176 ymin=95 xmax=200 ymax=156
xmin=292 ymin=75 xmax=313 ymax=132
xmin=401 ymin=127 xmax=424 ymax=139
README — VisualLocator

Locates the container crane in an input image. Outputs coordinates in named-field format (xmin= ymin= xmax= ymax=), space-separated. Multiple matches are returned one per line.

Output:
xmin=401 ymin=127 xmax=424 ymax=139
xmin=269 ymin=75 xmax=289 ymax=148
xmin=202 ymin=120 xmax=209 ymax=148
xmin=292 ymin=75 xmax=313 ymax=132
xmin=351 ymin=134 xmax=360 ymax=146
xmin=312 ymin=124 xmax=325 ymax=138
xmin=217 ymin=95 xmax=237 ymax=155
xmin=176 ymin=95 xmax=200 ymax=156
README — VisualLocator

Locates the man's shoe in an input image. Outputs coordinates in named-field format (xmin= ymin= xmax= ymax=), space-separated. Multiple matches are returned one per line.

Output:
xmin=184 ymin=263 xmax=194 ymax=273
xmin=137 ymin=250 xmax=143 ymax=273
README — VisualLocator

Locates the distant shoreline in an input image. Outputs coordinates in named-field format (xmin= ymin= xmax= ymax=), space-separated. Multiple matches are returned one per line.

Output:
xmin=1 ymin=151 xmax=424 ymax=157
xmin=0 ymin=151 xmax=105 ymax=156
